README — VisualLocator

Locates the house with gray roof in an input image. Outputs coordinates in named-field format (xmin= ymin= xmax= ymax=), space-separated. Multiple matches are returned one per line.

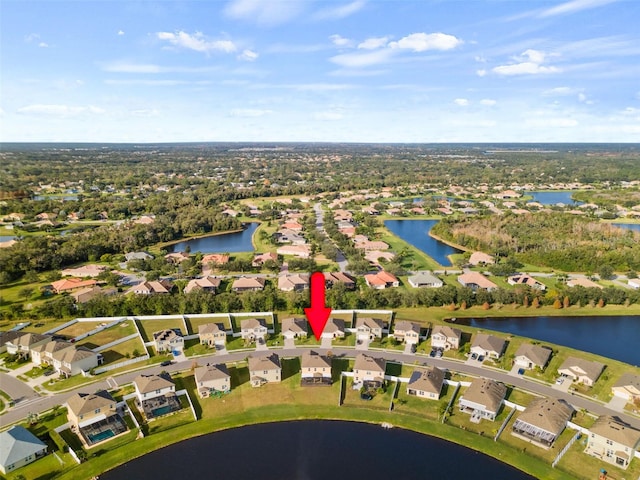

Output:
xmin=431 ymin=325 xmax=461 ymax=351
xmin=194 ymin=364 xmax=231 ymax=398
xmin=0 ymin=330 xmax=23 ymax=353
xmin=408 ymin=271 xmax=443 ymax=288
xmin=198 ymin=323 xmax=227 ymax=348
xmin=558 ymin=357 xmax=605 ymax=386
xmin=66 ymin=390 xmax=128 ymax=446
xmin=353 ymin=354 xmax=386 ymax=388
xmin=322 ymin=318 xmax=346 ymax=339
xmin=612 ymin=373 xmax=640 ymax=403
xmin=355 ymin=317 xmax=384 ymax=340
xmin=585 ymin=416 xmax=640 ymax=469
xmin=240 ymin=318 xmax=268 ymax=344
xmin=512 ymin=398 xmax=574 ymax=448
xmin=281 ymin=317 xmax=308 ymax=339
xmin=392 ymin=321 xmax=421 ymax=345
xmin=5 ymin=332 xmax=50 ymax=358
xmin=470 ymin=333 xmax=507 ymax=360
xmin=153 ymin=329 xmax=184 ymax=353
xmin=0 ymin=425 xmax=47 ymax=474
xmin=513 ymin=344 xmax=553 ymax=370
xmin=406 ymin=366 xmax=445 ymax=400
xmin=458 ymin=378 xmax=507 ymax=422
xmin=248 ymin=353 xmax=281 ymax=387
xmin=301 ymin=350 xmax=332 ymax=386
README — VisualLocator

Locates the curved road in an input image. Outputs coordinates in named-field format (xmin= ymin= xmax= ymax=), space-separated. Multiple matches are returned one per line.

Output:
xmin=2 ymin=345 xmax=639 ymax=431
xmin=313 ymin=202 xmax=348 ymax=272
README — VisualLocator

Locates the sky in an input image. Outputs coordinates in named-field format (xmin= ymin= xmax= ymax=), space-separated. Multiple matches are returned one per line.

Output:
xmin=1 ymin=0 xmax=639 ymax=143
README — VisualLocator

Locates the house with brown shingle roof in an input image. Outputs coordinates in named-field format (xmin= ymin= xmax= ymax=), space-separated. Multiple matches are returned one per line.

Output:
xmin=355 ymin=317 xmax=384 ymax=340
xmin=66 ymin=390 xmax=118 ymax=431
xmin=457 ymin=272 xmax=498 ymax=292
xmin=322 ymin=318 xmax=346 ymax=339
xmin=232 ymin=277 xmax=265 ymax=292
xmin=252 ymin=252 xmax=278 ymax=267
xmin=127 ymin=280 xmax=173 ymax=295
xmin=248 ymin=353 xmax=281 ymax=387
xmin=612 ymin=373 xmax=640 ymax=403
xmin=134 ymin=373 xmax=175 ymax=402
xmin=431 ymin=325 xmax=462 ymax=351
xmin=194 ymin=364 xmax=230 ymax=398
xmin=323 ymin=272 xmax=356 ymax=289
xmin=470 ymin=333 xmax=507 ymax=359
xmin=513 ymin=344 xmax=553 ymax=370
xmin=392 ymin=321 xmax=420 ymax=345
xmin=240 ymin=318 xmax=268 ymax=343
xmin=276 ymin=244 xmax=311 ymax=258
xmin=184 ymin=276 xmax=221 ymax=294
xmin=30 ymin=339 xmax=74 ymax=366
xmin=281 ymin=317 xmax=308 ymax=339
xmin=508 ymin=274 xmax=546 ymax=291
xmin=278 ymin=273 xmax=309 ymax=292
xmin=300 ymin=350 xmax=332 ymax=386
xmin=61 ymin=264 xmax=106 ymax=278
xmin=164 ymin=252 xmax=190 ymax=264
xmin=512 ymin=398 xmax=574 ymax=448
xmin=407 ymin=366 xmax=445 ymax=400
xmin=353 ymin=354 xmax=386 ymax=388
xmin=558 ymin=357 xmax=605 ymax=386
xmin=585 ymin=416 xmax=640 ymax=469
xmin=458 ymin=378 xmax=507 ymax=422
xmin=6 ymin=333 xmax=50 ymax=358
xmin=198 ymin=323 xmax=227 ymax=348
xmin=52 ymin=346 xmax=101 ymax=377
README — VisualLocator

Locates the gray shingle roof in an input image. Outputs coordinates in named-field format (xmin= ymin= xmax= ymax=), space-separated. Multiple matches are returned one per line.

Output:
xmin=515 ymin=398 xmax=573 ymax=436
xmin=195 ymin=364 xmax=230 ymax=383
xmin=462 ymin=378 xmax=506 ymax=412
xmin=408 ymin=367 xmax=445 ymax=394
xmin=514 ymin=344 xmax=552 ymax=367
xmin=0 ymin=426 xmax=47 ymax=468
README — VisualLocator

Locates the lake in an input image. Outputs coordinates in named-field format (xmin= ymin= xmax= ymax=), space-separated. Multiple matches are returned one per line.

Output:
xmin=168 ymin=223 xmax=258 ymax=253
xmin=384 ymin=219 xmax=462 ymax=266
xmin=100 ymin=421 xmax=534 ymax=480
xmin=0 ymin=236 xmax=16 ymax=242
xmin=526 ymin=191 xmax=582 ymax=205
xmin=612 ymin=223 xmax=640 ymax=232
xmin=450 ymin=315 xmax=640 ymax=365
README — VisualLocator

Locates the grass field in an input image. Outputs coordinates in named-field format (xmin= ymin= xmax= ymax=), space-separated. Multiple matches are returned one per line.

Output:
xmin=136 ymin=318 xmax=186 ymax=342
xmin=184 ymin=315 xmax=231 ymax=334
xmin=76 ymin=321 xmax=137 ymax=348
xmin=98 ymin=337 xmax=147 ymax=365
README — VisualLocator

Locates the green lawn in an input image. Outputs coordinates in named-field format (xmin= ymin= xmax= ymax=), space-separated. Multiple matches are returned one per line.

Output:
xmin=76 ymin=320 xmax=137 ymax=349
xmin=56 ymin=321 xmax=103 ymax=338
xmin=98 ymin=337 xmax=147 ymax=365
xmin=136 ymin=318 xmax=185 ymax=342
xmin=184 ymin=315 xmax=231 ymax=334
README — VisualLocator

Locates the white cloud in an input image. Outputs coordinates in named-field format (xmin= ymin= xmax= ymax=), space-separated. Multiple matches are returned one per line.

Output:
xmin=389 ymin=33 xmax=463 ymax=52
xmin=131 ymin=109 xmax=159 ymax=117
xmin=330 ymin=49 xmax=394 ymax=68
xmin=520 ymin=49 xmax=546 ymax=64
xmin=314 ymin=0 xmax=366 ymax=20
xmin=224 ymin=0 xmax=303 ymax=25
xmin=118 ymin=30 xmax=125 ymax=36
xmin=229 ymin=108 xmax=273 ymax=117
xmin=314 ymin=112 xmax=344 ymax=121
xmin=38 ymin=42 xmax=49 ymax=48
xmin=454 ymin=98 xmax=469 ymax=106
xmin=156 ymin=31 xmax=236 ymax=54
xmin=492 ymin=49 xmax=560 ymax=76
xmin=539 ymin=0 xmax=618 ymax=18
xmin=542 ymin=87 xmax=577 ymax=96
xmin=358 ymin=36 xmax=389 ymax=50
xmin=24 ymin=33 xmax=40 ymax=43
xmin=480 ymin=99 xmax=496 ymax=106
xmin=238 ymin=49 xmax=259 ymax=61
xmin=102 ymin=62 xmax=163 ymax=73
xmin=476 ymin=69 xmax=487 ymax=77
xmin=330 ymin=34 xmax=352 ymax=47
xmin=17 ymin=104 xmax=105 ymax=116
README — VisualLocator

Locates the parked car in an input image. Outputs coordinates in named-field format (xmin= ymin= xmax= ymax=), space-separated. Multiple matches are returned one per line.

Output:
xmin=556 ymin=377 xmax=565 ymax=385
xmin=160 ymin=360 xmax=173 ymax=367
xmin=471 ymin=353 xmax=478 ymax=360
xmin=477 ymin=355 xmax=485 ymax=362
xmin=43 ymin=369 xmax=55 ymax=376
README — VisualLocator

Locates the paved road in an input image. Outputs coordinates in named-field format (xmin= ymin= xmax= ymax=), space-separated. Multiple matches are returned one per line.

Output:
xmin=313 ymin=202 xmax=348 ymax=272
xmin=0 ymin=373 xmax=39 ymax=404
xmin=2 ymin=345 xmax=639 ymax=431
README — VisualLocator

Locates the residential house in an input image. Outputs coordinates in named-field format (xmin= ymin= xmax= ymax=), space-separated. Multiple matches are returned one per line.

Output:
xmin=281 ymin=221 xmax=303 ymax=231
xmin=470 ymin=333 xmax=507 ymax=359
xmin=323 ymin=272 xmax=356 ymax=290
xmin=322 ymin=318 xmax=346 ymax=339
xmin=51 ymin=346 xmax=101 ymax=377
xmin=276 ymin=245 xmax=311 ymax=258
xmin=198 ymin=323 xmax=227 ymax=348
xmin=558 ymin=357 xmax=605 ymax=386
xmin=392 ymin=321 xmax=421 ymax=345
xmin=364 ymin=271 xmax=399 ymax=289
xmin=240 ymin=318 xmax=268 ymax=343
xmin=628 ymin=278 xmax=640 ymax=289
xmin=458 ymin=378 xmax=507 ymax=422
xmin=252 ymin=252 xmax=278 ymax=267
xmin=431 ymin=325 xmax=462 ymax=351
xmin=6 ymin=332 xmax=50 ymax=358
xmin=468 ymin=251 xmax=495 ymax=265
xmin=202 ymin=254 xmax=230 ymax=267
xmin=0 ymin=330 xmax=22 ymax=354
xmin=300 ymin=350 xmax=332 ymax=386
xmin=281 ymin=317 xmax=308 ymax=339
xmin=274 ymin=229 xmax=306 ymax=245
xmin=194 ymin=364 xmax=231 ymax=398
xmin=567 ymin=278 xmax=603 ymax=289
xmin=164 ymin=252 xmax=190 ymax=264
xmin=125 ymin=251 xmax=153 ymax=262
xmin=30 ymin=339 xmax=74 ymax=366
xmin=355 ymin=240 xmax=390 ymax=252
xmin=51 ymin=278 xmax=98 ymax=294
xmin=66 ymin=390 xmax=128 ymax=446
xmin=127 ymin=280 xmax=173 ymax=295
xmin=0 ymin=426 xmax=47 ymax=475
xmin=232 ymin=277 xmax=265 ymax=292
xmin=248 ymin=353 xmax=281 ymax=387
xmin=507 ymin=274 xmax=546 ymax=290
xmin=61 ymin=264 xmax=106 ymax=278
xmin=355 ymin=317 xmax=384 ymax=340
xmin=585 ymin=416 xmax=640 ymax=469
xmin=278 ymin=273 xmax=309 ymax=292
xmin=183 ymin=276 xmax=221 ymax=294
xmin=611 ymin=373 xmax=640 ymax=403
xmin=408 ymin=271 xmax=443 ymax=288
xmin=457 ymin=272 xmax=498 ymax=292
xmin=513 ymin=344 xmax=553 ymax=370
xmin=133 ymin=373 xmax=180 ymax=419
xmin=512 ymin=398 xmax=574 ymax=448
xmin=153 ymin=329 xmax=184 ymax=353
xmin=71 ymin=286 xmax=117 ymax=304
xmin=406 ymin=366 xmax=445 ymax=400
xmin=353 ymin=354 xmax=386 ymax=388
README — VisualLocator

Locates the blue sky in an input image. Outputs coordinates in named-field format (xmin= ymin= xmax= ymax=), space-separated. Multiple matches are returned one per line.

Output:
xmin=1 ymin=0 xmax=639 ymax=143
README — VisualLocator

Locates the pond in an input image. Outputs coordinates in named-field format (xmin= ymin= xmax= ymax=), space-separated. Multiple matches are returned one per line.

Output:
xmin=525 ymin=191 xmax=583 ymax=205
xmin=449 ymin=315 xmax=640 ymax=365
xmin=612 ymin=223 xmax=640 ymax=233
xmin=0 ymin=236 xmax=16 ymax=242
xmin=168 ymin=223 xmax=258 ymax=253
xmin=384 ymin=219 xmax=462 ymax=266
xmin=100 ymin=420 xmax=534 ymax=480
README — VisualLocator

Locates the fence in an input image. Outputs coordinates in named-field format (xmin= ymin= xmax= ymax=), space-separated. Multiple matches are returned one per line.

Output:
xmin=552 ymin=431 xmax=581 ymax=468
xmin=494 ymin=407 xmax=516 ymax=441
xmin=94 ymin=354 xmax=150 ymax=374
xmin=92 ymin=333 xmax=140 ymax=353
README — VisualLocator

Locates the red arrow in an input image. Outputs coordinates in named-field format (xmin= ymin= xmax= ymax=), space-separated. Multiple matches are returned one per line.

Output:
xmin=304 ymin=271 xmax=332 ymax=340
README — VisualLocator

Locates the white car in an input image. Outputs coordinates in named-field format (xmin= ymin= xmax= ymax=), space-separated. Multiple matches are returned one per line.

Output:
xmin=556 ymin=377 xmax=565 ymax=385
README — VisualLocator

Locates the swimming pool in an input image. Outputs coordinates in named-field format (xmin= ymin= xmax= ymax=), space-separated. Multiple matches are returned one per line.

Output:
xmin=152 ymin=405 xmax=174 ymax=417
xmin=88 ymin=429 xmax=115 ymax=443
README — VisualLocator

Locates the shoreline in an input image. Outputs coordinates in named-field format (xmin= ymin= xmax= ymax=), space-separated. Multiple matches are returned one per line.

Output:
xmin=158 ymin=221 xmax=259 ymax=248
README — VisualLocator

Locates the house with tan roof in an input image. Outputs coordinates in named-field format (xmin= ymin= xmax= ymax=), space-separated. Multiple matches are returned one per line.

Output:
xmin=300 ymin=350 xmax=332 ymax=386
xmin=232 ymin=277 xmax=265 ymax=292
xmin=61 ymin=264 xmax=106 ymax=278
xmin=392 ymin=321 xmax=420 ymax=345
xmin=513 ymin=344 xmax=553 ymax=370
xmin=71 ymin=285 xmax=117 ymax=304
xmin=274 ymin=229 xmax=306 ymax=245
xmin=322 ymin=318 xmax=346 ymax=339
xmin=458 ymin=378 xmax=507 ymax=422
xmin=355 ymin=240 xmax=390 ymax=252
xmin=364 ymin=271 xmax=399 ymax=289
xmin=248 ymin=353 xmax=281 ymax=387
xmin=470 ymin=333 xmax=507 ymax=359
xmin=52 ymin=346 xmax=102 ymax=377
xmin=127 ymin=280 xmax=173 ymax=295
xmin=153 ymin=329 xmax=184 ymax=353
xmin=278 ymin=273 xmax=309 ymax=292
xmin=585 ymin=416 xmax=640 ymax=469
xmin=353 ymin=354 xmax=386 ymax=388
xmin=355 ymin=317 xmax=384 ymax=340
xmin=66 ymin=390 xmax=127 ymax=445
xmin=0 ymin=330 xmax=22 ymax=354
xmin=558 ymin=357 xmax=605 ymax=386
xmin=184 ymin=276 xmax=221 ymax=294
xmin=468 ymin=251 xmax=495 ymax=266
xmin=431 ymin=325 xmax=462 ymax=351
xmin=276 ymin=244 xmax=311 ymax=258
xmin=612 ymin=373 xmax=640 ymax=403
xmin=408 ymin=271 xmax=443 ymax=288
xmin=6 ymin=333 xmax=50 ymax=358
xmin=457 ymin=272 xmax=498 ymax=292
xmin=194 ymin=364 xmax=231 ymax=398
xmin=508 ymin=274 xmax=546 ymax=290
xmin=512 ymin=398 xmax=574 ymax=448
xmin=567 ymin=277 xmax=603 ymax=289
xmin=252 ymin=252 xmax=278 ymax=267
xmin=30 ymin=339 xmax=74 ymax=366
xmin=164 ymin=252 xmax=190 ymax=264
xmin=51 ymin=277 xmax=98 ymax=294
xmin=202 ymin=253 xmax=230 ymax=267
xmin=134 ymin=373 xmax=180 ymax=419
xmin=407 ymin=366 xmax=445 ymax=400
xmin=323 ymin=272 xmax=356 ymax=289
xmin=281 ymin=317 xmax=308 ymax=339
xmin=198 ymin=323 xmax=227 ymax=348
xmin=240 ymin=318 xmax=268 ymax=343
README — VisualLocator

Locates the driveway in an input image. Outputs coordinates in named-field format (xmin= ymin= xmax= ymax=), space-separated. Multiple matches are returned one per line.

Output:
xmin=0 ymin=373 xmax=39 ymax=404
xmin=606 ymin=395 xmax=628 ymax=412
xmin=321 ymin=337 xmax=333 ymax=349
xmin=284 ymin=337 xmax=296 ymax=349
